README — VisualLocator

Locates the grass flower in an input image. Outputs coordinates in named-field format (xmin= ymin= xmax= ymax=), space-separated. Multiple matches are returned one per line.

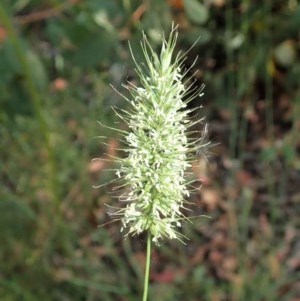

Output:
xmin=103 ymin=24 xmax=210 ymax=301
xmin=109 ymin=25 xmax=208 ymax=246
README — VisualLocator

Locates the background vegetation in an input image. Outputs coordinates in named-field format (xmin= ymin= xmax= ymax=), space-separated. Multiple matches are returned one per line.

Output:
xmin=1 ymin=0 xmax=299 ymax=300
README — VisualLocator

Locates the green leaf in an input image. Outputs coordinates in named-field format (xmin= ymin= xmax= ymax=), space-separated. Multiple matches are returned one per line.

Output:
xmin=281 ymin=144 xmax=296 ymax=164
xmin=69 ymin=29 xmax=117 ymax=68
xmin=183 ymin=0 xmax=209 ymax=25
xmin=25 ymin=48 xmax=48 ymax=91
xmin=259 ymin=146 xmax=277 ymax=163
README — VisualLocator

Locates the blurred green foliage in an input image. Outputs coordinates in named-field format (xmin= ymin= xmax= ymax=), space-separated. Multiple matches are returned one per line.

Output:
xmin=0 ymin=0 xmax=299 ymax=300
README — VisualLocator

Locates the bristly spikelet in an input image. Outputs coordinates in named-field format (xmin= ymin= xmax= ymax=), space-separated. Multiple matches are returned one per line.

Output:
xmin=110 ymin=25 xmax=207 ymax=245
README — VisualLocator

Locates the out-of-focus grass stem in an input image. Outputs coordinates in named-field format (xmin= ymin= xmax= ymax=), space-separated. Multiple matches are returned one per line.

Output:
xmin=0 ymin=4 xmax=61 ymax=257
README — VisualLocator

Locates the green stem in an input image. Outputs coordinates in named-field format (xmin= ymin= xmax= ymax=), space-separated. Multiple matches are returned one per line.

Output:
xmin=0 ymin=4 xmax=59 ymax=208
xmin=0 ymin=4 xmax=61 ymax=258
xmin=142 ymin=231 xmax=152 ymax=301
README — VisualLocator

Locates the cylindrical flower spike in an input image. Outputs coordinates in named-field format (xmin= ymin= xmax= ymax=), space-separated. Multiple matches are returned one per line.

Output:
xmin=111 ymin=25 xmax=207 ymax=245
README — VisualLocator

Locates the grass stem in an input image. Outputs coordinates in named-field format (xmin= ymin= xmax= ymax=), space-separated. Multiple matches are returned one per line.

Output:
xmin=0 ymin=4 xmax=59 ymax=208
xmin=142 ymin=231 xmax=152 ymax=301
